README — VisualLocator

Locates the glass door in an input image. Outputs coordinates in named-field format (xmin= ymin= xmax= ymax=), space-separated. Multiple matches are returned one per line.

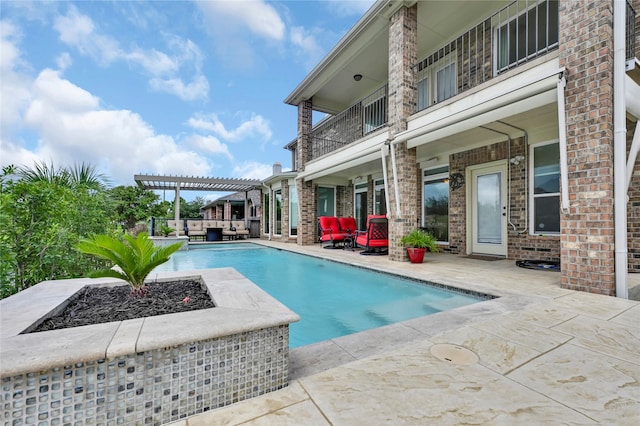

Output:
xmin=470 ymin=163 xmax=507 ymax=256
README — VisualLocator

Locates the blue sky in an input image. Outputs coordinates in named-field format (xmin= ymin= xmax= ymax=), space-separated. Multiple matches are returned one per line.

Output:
xmin=1 ymin=0 xmax=374 ymax=198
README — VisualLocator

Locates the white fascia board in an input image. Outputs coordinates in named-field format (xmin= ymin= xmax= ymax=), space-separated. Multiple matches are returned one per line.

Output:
xmin=298 ymin=131 xmax=389 ymax=181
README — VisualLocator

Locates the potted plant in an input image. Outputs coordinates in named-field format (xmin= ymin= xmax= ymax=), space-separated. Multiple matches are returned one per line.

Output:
xmin=399 ymin=229 xmax=439 ymax=263
xmin=159 ymin=224 xmax=174 ymax=237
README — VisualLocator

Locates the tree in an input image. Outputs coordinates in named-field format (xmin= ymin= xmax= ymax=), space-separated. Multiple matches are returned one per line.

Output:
xmin=167 ymin=196 xmax=206 ymax=219
xmin=108 ymin=185 xmax=162 ymax=231
xmin=0 ymin=163 xmax=115 ymax=298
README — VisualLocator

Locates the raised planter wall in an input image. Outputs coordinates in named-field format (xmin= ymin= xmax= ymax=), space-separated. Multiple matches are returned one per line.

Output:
xmin=1 ymin=269 xmax=299 ymax=425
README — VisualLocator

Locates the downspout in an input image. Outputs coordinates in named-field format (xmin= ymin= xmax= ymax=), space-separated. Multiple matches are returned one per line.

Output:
xmin=497 ymin=120 xmax=529 ymax=234
xmin=380 ymin=144 xmax=392 ymax=217
xmin=479 ymin=125 xmax=517 ymax=232
xmin=388 ymin=138 xmax=402 ymax=217
xmin=614 ymin=0 xmax=628 ymax=298
xmin=557 ymin=72 xmax=570 ymax=212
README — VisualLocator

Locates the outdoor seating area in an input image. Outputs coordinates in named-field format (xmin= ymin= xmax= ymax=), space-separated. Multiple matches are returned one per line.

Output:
xmin=163 ymin=219 xmax=250 ymax=241
xmin=318 ymin=215 xmax=389 ymax=253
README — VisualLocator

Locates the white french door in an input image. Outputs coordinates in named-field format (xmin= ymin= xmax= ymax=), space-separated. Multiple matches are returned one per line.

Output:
xmin=470 ymin=163 xmax=508 ymax=256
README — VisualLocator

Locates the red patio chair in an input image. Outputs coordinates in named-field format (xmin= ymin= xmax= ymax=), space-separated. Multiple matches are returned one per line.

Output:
xmin=319 ymin=216 xmax=349 ymax=249
xmin=338 ymin=217 xmax=358 ymax=234
xmin=355 ymin=215 xmax=388 ymax=255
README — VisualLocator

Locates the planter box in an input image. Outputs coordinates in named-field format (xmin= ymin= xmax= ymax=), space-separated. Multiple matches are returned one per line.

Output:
xmin=0 ymin=269 xmax=299 ymax=425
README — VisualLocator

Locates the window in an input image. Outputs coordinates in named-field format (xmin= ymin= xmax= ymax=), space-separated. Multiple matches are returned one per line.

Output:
xmin=423 ymin=166 xmax=449 ymax=242
xmin=263 ymin=193 xmax=270 ymax=234
xmin=531 ymin=142 xmax=560 ymax=234
xmin=354 ymin=182 xmax=368 ymax=231
xmin=275 ymin=189 xmax=282 ymax=235
xmin=317 ymin=186 xmax=335 ymax=217
xmin=496 ymin=0 xmax=559 ymax=73
xmin=363 ymin=96 xmax=386 ymax=134
xmin=417 ymin=53 xmax=457 ymax=110
xmin=374 ymin=179 xmax=386 ymax=216
xmin=289 ymin=185 xmax=298 ymax=236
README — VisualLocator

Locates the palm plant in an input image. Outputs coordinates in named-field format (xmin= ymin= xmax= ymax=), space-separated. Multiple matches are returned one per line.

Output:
xmin=77 ymin=232 xmax=183 ymax=296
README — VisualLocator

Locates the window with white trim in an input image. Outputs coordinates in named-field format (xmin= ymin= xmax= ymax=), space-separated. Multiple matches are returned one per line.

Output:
xmin=423 ymin=166 xmax=449 ymax=242
xmin=354 ymin=182 xmax=368 ymax=231
xmin=495 ymin=0 xmax=559 ymax=73
xmin=374 ymin=179 xmax=386 ymax=216
xmin=275 ymin=189 xmax=282 ymax=235
xmin=530 ymin=141 xmax=560 ymax=234
xmin=417 ymin=53 xmax=457 ymax=110
xmin=363 ymin=97 xmax=386 ymax=134
xmin=289 ymin=185 xmax=298 ymax=236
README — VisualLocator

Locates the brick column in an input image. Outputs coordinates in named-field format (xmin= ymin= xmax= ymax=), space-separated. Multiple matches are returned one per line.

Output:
xmin=296 ymin=100 xmax=316 ymax=245
xmin=387 ymin=4 xmax=418 ymax=261
xmin=559 ymin=1 xmax=616 ymax=295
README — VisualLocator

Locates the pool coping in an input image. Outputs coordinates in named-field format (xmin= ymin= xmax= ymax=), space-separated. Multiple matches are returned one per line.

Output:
xmin=0 ymin=268 xmax=300 ymax=377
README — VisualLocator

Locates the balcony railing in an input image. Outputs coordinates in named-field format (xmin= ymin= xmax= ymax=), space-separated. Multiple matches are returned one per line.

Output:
xmin=416 ymin=0 xmax=559 ymax=112
xmin=310 ymin=85 xmax=387 ymax=160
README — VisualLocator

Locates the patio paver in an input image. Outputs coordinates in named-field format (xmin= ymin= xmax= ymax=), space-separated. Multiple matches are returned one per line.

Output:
xmin=165 ymin=241 xmax=640 ymax=425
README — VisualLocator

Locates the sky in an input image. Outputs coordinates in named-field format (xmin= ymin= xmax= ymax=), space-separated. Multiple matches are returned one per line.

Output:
xmin=0 ymin=0 xmax=375 ymax=200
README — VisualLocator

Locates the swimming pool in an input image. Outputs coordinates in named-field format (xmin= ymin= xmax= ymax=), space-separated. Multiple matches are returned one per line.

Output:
xmin=155 ymin=243 xmax=483 ymax=348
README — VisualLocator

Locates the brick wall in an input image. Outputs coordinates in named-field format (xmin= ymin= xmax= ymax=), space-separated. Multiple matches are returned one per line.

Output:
xmin=559 ymin=0 xmax=616 ymax=295
xmin=449 ymin=140 xmax=561 ymax=260
xmin=387 ymin=4 xmax=418 ymax=261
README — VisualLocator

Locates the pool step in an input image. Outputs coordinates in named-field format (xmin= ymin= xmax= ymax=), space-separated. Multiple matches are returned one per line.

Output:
xmin=366 ymin=295 xmax=441 ymax=323
xmin=333 ymin=293 xmax=477 ymax=334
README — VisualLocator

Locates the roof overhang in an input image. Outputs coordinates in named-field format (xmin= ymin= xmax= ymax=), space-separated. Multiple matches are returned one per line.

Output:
xmin=134 ymin=174 xmax=263 ymax=192
xmin=262 ymin=172 xmax=298 ymax=186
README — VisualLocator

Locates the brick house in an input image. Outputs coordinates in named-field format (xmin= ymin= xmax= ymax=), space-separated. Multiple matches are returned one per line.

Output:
xmin=266 ymin=0 xmax=640 ymax=297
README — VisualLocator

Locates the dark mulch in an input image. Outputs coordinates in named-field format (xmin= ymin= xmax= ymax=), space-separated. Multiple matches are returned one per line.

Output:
xmin=28 ymin=280 xmax=215 ymax=333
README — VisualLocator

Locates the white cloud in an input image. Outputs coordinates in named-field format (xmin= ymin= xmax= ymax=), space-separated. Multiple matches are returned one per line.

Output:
xmin=325 ymin=0 xmax=375 ymax=17
xmin=55 ymin=52 xmax=72 ymax=70
xmin=289 ymin=26 xmax=324 ymax=70
xmin=232 ymin=161 xmax=273 ymax=180
xmin=0 ymin=20 xmax=32 ymax=131
xmin=2 ymin=68 xmax=215 ymax=185
xmin=195 ymin=0 xmax=286 ymax=70
xmin=196 ymin=1 xmax=285 ymax=42
xmin=186 ymin=113 xmax=272 ymax=142
xmin=185 ymin=135 xmax=232 ymax=159
xmin=149 ymin=74 xmax=210 ymax=101
xmin=52 ymin=5 xmax=207 ymax=100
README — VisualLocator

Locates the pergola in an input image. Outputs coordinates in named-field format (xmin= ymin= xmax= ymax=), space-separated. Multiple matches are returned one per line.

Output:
xmin=134 ymin=174 xmax=263 ymax=236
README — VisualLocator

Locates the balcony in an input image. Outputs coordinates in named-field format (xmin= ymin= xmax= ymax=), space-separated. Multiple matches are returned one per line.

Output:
xmin=417 ymin=0 xmax=560 ymax=113
xmin=304 ymin=0 xmax=636 ymax=161
xmin=309 ymin=85 xmax=387 ymax=161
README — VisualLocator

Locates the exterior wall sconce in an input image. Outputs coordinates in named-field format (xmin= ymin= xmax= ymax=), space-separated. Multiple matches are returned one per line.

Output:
xmin=509 ymin=155 xmax=525 ymax=165
xmin=353 ymin=74 xmax=362 ymax=81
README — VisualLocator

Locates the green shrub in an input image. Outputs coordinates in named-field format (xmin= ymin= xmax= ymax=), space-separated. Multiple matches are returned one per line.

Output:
xmin=76 ymin=232 xmax=183 ymax=296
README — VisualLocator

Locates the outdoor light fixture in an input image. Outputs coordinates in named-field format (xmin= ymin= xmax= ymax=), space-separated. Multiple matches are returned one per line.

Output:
xmin=353 ymin=74 xmax=363 ymax=81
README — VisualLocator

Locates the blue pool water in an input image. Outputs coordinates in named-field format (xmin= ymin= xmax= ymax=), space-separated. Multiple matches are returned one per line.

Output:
xmin=155 ymin=243 xmax=483 ymax=348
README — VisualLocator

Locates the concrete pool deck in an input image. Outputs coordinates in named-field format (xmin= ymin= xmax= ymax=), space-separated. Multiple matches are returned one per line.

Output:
xmin=169 ymin=241 xmax=640 ymax=425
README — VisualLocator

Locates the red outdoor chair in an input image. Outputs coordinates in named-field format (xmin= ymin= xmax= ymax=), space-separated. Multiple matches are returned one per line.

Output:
xmin=319 ymin=216 xmax=349 ymax=249
xmin=355 ymin=215 xmax=388 ymax=255
xmin=338 ymin=217 xmax=358 ymax=234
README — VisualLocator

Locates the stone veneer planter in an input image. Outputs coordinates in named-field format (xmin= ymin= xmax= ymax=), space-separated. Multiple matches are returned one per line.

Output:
xmin=0 ymin=268 xmax=299 ymax=425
